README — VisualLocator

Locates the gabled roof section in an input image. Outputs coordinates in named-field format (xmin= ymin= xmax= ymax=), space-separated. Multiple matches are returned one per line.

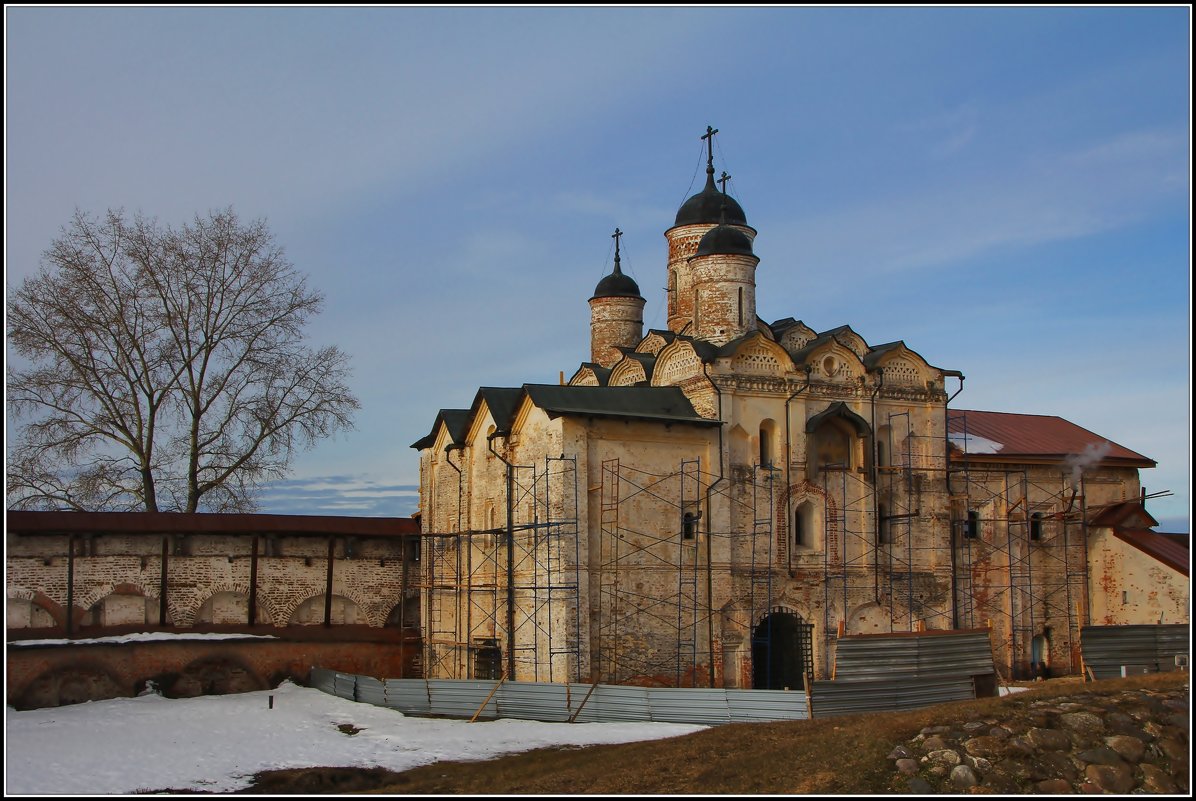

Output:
xmin=636 ymin=329 xmax=677 ymax=355
xmin=865 ymin=340 xmax=947 ymax=374
xmin=521 ymin=384 xmax=719 ymax=427
xmin=788 ymin=332 xmax=866 ymax=370
xmin=611 ymin=349 xmax=657 ymax=384
xmin=948 ymin=410 xmax=1156 ymax=467
xmin=770 ymin=317 xmax=816 ymax=339
xmin=819 ymin=324 xmax=869 ymax=357
xmin=1087 ymin=502 xmax=1186 ymax=575
xmin=469 ymin=387 xmax=524 ymax=435
xmin=1112 ymin=528 xmax=1189 ymax=576
xmin=658 ymin=333 xmax=721 ymax=363
xmin=568 ymin=363 xmax=612 ymax=386
xmin=410 ymin=408 xmax=471 ymax=450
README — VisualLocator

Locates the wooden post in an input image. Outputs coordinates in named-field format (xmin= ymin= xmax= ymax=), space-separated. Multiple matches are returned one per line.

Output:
xmin=248 ymin=536 xmax=259 ymax=626
xmin=324 ymin=537 xmax=336 ymax=627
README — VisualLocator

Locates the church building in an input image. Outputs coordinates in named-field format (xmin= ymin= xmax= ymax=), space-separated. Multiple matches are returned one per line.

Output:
xmin=412 ymin=130 xmax=1180 ymax=689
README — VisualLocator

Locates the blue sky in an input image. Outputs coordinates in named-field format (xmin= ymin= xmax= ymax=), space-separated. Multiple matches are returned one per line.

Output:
xmin=5 ymin=7 xmax=1190 ymax=529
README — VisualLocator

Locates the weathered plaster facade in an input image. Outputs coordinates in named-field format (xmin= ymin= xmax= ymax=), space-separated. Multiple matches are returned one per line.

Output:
xmin=413 ymin=138 xmax=1177 ymax=688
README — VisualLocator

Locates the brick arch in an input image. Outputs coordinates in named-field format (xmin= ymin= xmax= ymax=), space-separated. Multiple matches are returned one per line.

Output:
xmin=192 ymin=584 xmax=277 ymax=626
xmin=76 ymin=580 xmax=162 ymax=612
xmin=77 ymin=583 xmax=167 ymax=627
xmin=282 ymin=586 xmax=374 ymax=626
xmin=7 ymin=588 xmax=68 ymax=628
xmin=170 ymin=580 xmax=243 ymax=628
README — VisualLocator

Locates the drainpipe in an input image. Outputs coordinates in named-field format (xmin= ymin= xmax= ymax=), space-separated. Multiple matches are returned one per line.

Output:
xmin=784 ymin=365 xmax=814 ymax=574
xmin=445 ymin=443 xmax=466 ymax=676
xmin=942 ymin=370 xmax=965 ymax=630
xmin=702 ymin=361 xmax=726 ymax=688
xmin=869 ymin=368 xmax=885 ymax=604
xmin=488 ymin=431 xmax=528 ymax=682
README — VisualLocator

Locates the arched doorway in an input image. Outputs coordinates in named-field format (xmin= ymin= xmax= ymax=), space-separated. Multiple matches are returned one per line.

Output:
xmin=752 ymin=610 xmax=813 ymax=690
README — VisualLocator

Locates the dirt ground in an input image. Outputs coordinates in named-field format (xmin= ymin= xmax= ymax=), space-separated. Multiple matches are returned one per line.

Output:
xmin=223 ymin=673 xmax=1185 ymax=795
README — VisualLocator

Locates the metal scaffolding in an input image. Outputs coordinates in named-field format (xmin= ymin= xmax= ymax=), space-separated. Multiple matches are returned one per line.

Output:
xmin=596 ymin=458 xmax=782 ymax=687
xmin=945 ymin=411 xmax=1091 ymax=680
xmin=422 ymin=455 xmax=583 ymax=683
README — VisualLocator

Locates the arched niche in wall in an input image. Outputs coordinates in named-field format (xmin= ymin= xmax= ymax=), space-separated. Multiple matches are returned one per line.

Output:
xmin=805 ymin=402 xmax=873 ymax=479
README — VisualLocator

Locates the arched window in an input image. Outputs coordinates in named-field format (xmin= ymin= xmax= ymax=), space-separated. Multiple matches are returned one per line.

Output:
xmin=759 ymin=419 xmax=777 ymax=467
xmin=793 ymin=500 xmax=817 ymax=550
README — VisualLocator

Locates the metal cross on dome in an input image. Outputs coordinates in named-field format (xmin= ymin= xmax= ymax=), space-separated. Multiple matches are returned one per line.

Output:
xmin=701 ymin=125 xmax=719 ymax=171
xmin=718 ymin=171 xmax=732 ymax=193
xmin=611 ymin=227 xmax=623 ymax=269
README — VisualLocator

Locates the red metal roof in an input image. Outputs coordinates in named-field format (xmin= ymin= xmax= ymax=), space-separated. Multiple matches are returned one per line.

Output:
xmin=1088 ymin=500 xmax=1159 ymax=529
xmin=1112 ymin=528 xmax=1190 ymax=576
xmin=947 ymin=410 xmax=1155 ymax=467
xmin=5 ymin=510 xmax=419 ymax=537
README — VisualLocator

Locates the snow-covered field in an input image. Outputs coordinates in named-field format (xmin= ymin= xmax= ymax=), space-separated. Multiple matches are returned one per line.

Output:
xmin=5 ymin=681 xmax=705 ymax=795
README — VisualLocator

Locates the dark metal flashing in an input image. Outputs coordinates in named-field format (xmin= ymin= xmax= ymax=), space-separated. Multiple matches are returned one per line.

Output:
xmin=410 ymin=408 xmax=471 ymax=450
xmin=521 ymin=384 xmax=718 ymax=427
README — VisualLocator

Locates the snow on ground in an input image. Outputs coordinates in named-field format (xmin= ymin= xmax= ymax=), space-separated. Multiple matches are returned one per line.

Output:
xmin=4 ymin=681 xmax=705 ymax=795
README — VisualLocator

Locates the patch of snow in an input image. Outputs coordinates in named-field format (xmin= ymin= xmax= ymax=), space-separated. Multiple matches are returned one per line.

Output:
xmin=948 ymin=431 xmax=1005 ymax=455
xmin=4 ymin=681 xmax=705 ymax=794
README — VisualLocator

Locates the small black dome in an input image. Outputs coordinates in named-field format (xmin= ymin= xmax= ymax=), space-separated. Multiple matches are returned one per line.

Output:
xmin=696 ymin=224 xmax=754 ymax=258
xmin=675 ymin=174 xmax=747 ymax=227
xmin=592 ymin=269 xmax=643 ymax=300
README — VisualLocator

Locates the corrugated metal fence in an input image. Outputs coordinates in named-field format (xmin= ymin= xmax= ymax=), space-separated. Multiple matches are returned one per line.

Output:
xmin=809 ymin=629 xmax=997 ymax=718
xmin=310 ymin=668 xmax=810 ymax=725
xmin=1080 ymin=624 xmax=1191 ymax=680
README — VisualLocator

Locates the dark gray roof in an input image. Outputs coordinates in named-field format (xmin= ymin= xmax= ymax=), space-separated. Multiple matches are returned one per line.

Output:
xmin=522 ymin=384 xmax=718 ymax=426
xmin=410 ymin=408 xmax=472 ymax=450
xmin=471 ymin=387 xmax=524 ymax=434
xmin=615 ymin=348 xmax=658 ymax=382
xmin=769 ymin=317 xmax=813 ymax=340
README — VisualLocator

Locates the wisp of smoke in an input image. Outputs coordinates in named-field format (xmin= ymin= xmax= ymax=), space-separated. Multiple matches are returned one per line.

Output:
xmin=1063 ymin=441 xmax=1113 ymax=487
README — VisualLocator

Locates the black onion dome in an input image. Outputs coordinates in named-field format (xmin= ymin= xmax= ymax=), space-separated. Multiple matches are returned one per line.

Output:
xmin=592 ymin=269 xmax=643 ymax=300
xmin=591 ymin=249 xmax=643 ymax=300
xmin=675 ymin=173 xmax=748 ymax=227
xmin=696 ymin=223 xmax=754 ymax=257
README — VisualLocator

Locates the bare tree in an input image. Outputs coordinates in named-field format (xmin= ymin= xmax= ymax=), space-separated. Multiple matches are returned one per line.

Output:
xmin=7 ymin=208 xmax=359 ymax=512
